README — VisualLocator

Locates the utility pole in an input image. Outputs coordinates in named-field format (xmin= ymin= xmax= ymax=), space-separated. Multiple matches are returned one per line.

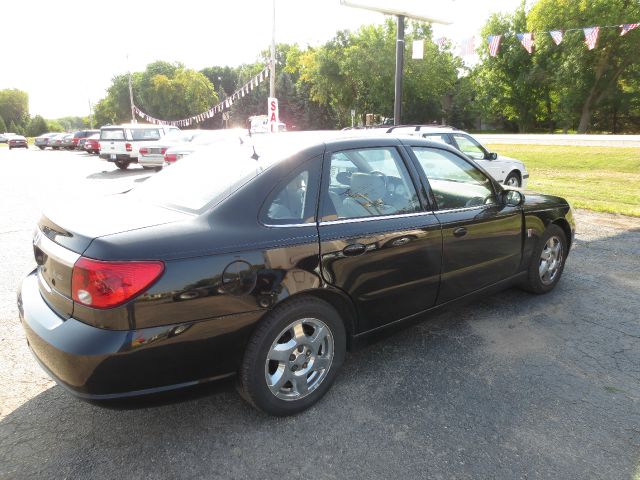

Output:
xmin=394 ymin=15 xmax=405 ymax=126
xmin=269 ymin=0 xmax=276 ymax=99
xmin=88 ymin=99 xmax=94 ymax=129
xmin=127 ymin=54 xmax=136 ymax=124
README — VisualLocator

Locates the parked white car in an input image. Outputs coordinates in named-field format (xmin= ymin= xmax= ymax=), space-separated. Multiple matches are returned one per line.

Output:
xmin=373 ymin=126 xmax=529 ymax=188
xmin=99 ymin=124 xmax=181 ymax=170
xmin=137 ymin=129 xmax=230 ymax=169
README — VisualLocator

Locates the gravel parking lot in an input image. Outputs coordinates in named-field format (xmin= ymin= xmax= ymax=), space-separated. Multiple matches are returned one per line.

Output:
xmin=1 ymin=146 xmax=639 ymax=479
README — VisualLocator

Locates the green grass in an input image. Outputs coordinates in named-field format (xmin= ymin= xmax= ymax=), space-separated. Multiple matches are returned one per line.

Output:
xmin=487 ymin=144 xmax=640 ymax=217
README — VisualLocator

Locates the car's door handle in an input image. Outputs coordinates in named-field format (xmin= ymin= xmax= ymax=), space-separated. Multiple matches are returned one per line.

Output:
xmin=453 ymin=227 xmax=467 ymax=238
xmin=342 ymin=243 xmax=367 ymax=256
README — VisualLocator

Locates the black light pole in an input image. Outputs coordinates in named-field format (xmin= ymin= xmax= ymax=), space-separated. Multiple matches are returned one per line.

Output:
xmin=339 ymin=1 xmax=451 ymax=126
xmin=394 ymin=15 xmax=405 ymax=125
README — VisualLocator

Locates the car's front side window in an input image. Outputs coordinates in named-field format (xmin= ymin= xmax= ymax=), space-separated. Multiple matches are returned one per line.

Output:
xmin=321 ymin=147 xmax=420 ymax=221
xmin=412 ymin=147 xmax=497 ymax=210
xmin=452 ymin=134 xmax=486 ymax=160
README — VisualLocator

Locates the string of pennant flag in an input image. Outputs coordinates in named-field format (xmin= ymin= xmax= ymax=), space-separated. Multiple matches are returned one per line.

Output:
xmin=133 ymin=65 xmax=270 ymax=127
xmin=487 ymin=22 xmax=639 ymax=56
xmin=436 ymin=22 xmax=639 ymax=59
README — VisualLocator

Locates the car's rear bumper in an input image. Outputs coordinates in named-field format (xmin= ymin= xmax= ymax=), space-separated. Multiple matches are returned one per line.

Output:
xmin=138 ymin=155 xmax=164 ymax=167
xmin=99 ymin=153 xmax=137 ymax=163
xmin=17 ymin=271 xmax=257 ymax=399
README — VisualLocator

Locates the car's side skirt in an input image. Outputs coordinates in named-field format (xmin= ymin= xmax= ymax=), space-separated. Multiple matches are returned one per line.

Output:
xmin=350 ymin=270 xmax=528 ymax=348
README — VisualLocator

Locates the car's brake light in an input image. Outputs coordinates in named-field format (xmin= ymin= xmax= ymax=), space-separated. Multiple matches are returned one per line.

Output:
xmin=139 ymin=147 xmax=148 ymax=155
xmin=164 ymin=153 xmax=178 ymax=163
xmin=125 ymin=143 xmax=132 ymax=152
xmin=161 ymin=147 xmax=167 ymax=155
xmin=72 ymin=258 xmax=164 ymax=309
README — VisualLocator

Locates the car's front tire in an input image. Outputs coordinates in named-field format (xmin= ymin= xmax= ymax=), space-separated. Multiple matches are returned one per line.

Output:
xmin=237 ymin=296 xmax=346 ymax=416
xmin=522 ymin=224 xmax=567 ymax=294
xmin=504 ymin=171 xmax=521 ymax=188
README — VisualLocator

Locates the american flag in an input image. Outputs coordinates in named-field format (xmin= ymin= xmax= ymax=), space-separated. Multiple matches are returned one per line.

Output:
xmin=583 ymin=27 xmax=600 ymax=50
xmin=516 ymin=32 xmax=534 ymax=53
xmin=459 ymin=36 xmax=476 ymax=56
xmin=488 ymin=35 xmax=502 ymax=57
xmin=620 ymin=23 xmax=640 ymax=36
xmin=549 ymin=30 xmax=563 ymax=45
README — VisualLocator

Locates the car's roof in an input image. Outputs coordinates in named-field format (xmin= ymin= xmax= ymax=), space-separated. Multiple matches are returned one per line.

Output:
xmin=101 ymin=123 xmax=176 ymax=130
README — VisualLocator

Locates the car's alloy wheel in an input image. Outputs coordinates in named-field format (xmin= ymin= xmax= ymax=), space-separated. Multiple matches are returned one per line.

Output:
xmin=521 ymin=224 xmax=567 ymax=294
xmin=539 ymin=235 xmax=563 ymax=285
xmin=238 ymin=296 xmax=346 ymax=416
xmin=504 ymin=172 xmax=521 ymax=187
xmin=265 ymin=318 xmax=334 ymax=401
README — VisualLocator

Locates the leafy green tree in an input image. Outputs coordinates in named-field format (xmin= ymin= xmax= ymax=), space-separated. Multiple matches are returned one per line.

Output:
xmin=474 ymin=2 xmax=545 ymax=132
xmin=27 ymin=115 xmax=48 ymax=136
xmin=46 ymin=120 xmax=64 ymax=132
xmin=0 ymin=89 xmax=29 ymax=132
xmin=529 ymin=0 xmax=640 ymax=132
xmin=0 ymin=114 xmax=6 ymax=133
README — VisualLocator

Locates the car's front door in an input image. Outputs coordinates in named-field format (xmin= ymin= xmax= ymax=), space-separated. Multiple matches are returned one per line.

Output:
xmin=318 ymin=144 xmax=442 ymax=333
xmin=409 ymin=146 xmax=523 ymax=304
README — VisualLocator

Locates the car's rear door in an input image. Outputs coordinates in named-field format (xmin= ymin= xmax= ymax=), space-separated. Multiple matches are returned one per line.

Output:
xmin=407 ymin=144 xmax=523 ymax=303
xmin=317 ymin=140 xmax=442 ymax=333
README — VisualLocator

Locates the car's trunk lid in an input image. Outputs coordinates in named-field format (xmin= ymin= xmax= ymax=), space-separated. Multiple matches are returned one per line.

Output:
xmin=34 ymin=195 xmax=192 ymax=319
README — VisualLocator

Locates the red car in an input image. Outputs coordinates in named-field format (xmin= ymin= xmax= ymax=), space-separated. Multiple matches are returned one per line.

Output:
xmin=83 ymin=133 xmax=100 ymax=154
xmin=72 ymin=130 xmax=99 ymax=149
xmin=8 ymin=135 xmax=28 ymax=149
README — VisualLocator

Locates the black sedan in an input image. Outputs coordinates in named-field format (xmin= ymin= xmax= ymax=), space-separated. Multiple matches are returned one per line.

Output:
xmin=18 ymin=133 xmax=575 ymax=415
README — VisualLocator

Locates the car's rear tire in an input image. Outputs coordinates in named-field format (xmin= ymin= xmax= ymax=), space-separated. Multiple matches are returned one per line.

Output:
xmin=504 ymin=171 xmax=521 ymax=188
xmin=115 ymin=160 xmax=130 ymax=170
xmin=38 ymin=146 xmax=44 ymax=150
xmin=521 ymin=224 xmax=567 ymax=294
xmin=237 ymin=296 xmax=346 ymax=416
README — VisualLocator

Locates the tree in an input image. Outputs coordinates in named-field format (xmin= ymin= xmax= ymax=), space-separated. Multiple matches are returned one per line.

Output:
xmin=0 ymin=115 xmax=6 ymax=133
xmin=27 ymin=115 xmax=48 ymax=136
xmin=0 ymin=89 xmax=29 ymax=132
xmin=474 ymin=2 xmax=545 ymax=132
xmin=529 ymin=0 xmax=640 ymax=132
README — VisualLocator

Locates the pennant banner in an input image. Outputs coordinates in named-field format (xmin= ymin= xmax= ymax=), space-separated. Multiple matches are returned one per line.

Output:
xmin=133 ymin=66 xmax=270 ymax=127
xmin=488 ymin=35 xmax=502 ymax=57
xmin=549 ymin=30 xmax=564 ymax=45
xmin=516 ymin=32 xmax=534 ymax=53
xmin=584 ymin=26 xmax=599 ymax=50
xmin=621 ymin=23 xmax=639 ymax=36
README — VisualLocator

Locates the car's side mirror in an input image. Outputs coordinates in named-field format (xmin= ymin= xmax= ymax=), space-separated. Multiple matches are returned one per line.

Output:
xmin=486 ymin=152 xmax=498 ymax=160
xmin=502 ymin=189 xmax=524 ymax=207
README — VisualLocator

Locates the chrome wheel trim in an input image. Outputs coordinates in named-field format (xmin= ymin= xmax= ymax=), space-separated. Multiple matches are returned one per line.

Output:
xmin=539 ymin=235 xmax=563 ymax=285
xmin=505 ymin=175 xmax=520 ymax=187
xmin=265 ymin=318 xmax=334 ymax=401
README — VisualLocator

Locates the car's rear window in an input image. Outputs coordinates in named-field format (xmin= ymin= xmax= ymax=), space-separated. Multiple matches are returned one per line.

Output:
xmin=131 ymin=129 xmax=161 ymax=141
xmin=101 ymin=129 xmax=125 ymax=141
xmin=130 ymin=143 xmax=267 ymax=213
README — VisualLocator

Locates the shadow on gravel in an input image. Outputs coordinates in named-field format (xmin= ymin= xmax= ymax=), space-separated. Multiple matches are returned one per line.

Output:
xmin=1 ymin=229 xmax=639 ymax=479
xmin=86 ymin=168 xmax=153 ymax=180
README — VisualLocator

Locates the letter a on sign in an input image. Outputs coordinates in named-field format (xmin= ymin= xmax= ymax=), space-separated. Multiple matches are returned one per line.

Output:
xmin=268 ymin=97 xmax=279 ymax=133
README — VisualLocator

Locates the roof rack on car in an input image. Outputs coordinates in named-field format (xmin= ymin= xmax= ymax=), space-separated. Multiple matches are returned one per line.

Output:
xmin=385 ymin=124 xmax=458 ymax=133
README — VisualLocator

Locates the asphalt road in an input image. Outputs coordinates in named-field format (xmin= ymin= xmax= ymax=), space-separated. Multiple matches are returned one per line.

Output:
xmin=1 ymin=146 xmax=639 ymax=479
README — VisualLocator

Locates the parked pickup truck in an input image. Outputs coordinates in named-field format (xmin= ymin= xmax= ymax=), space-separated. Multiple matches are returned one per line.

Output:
xmin=99 ymin=124 xmax=181 ymax=170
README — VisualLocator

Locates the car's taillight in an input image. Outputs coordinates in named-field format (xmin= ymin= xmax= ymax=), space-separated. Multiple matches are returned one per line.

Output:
xmin=125 ymin=143 xmax=132 ymax=152
xmin=164 ymin=153 xmax=178 ymax=163
xmin=139 ymin=147 xmax=148 ymax=155
xmin=71 ymin=258 xmax=164 ymax=309
xmin=161 ymin=147 xmax=167 ymax=155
